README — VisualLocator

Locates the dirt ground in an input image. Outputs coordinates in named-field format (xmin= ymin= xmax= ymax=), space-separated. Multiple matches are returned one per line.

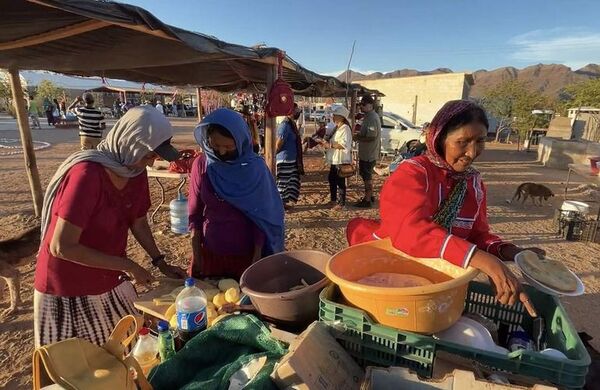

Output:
xmin=1 ymin=115 xmax=599 ymax=389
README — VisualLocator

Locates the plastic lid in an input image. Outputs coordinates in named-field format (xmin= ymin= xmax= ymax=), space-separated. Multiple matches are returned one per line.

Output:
xmin=139 ymin=327 xmax=150 ymax=336
xmin=157 ymin=320 xmax=169 ymax=332
xmin=185 ymin=277 xmax=195 ymax=287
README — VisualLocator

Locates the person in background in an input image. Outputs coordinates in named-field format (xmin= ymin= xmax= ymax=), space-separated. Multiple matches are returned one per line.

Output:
xmin=34 ymin=106 xmax=185 ymax=348
xmin=347 ymin=100 xmax=543 ymax=316
xmin=276 ymin=103 xmax=304 ymax=210
xmin=302 ymin=119 xmax=327 ymax=152
xmin=241 ymin=106 xmax=261 ymax=153
xmin=59 ymin=99 xmax=67 ymax=117
xmin=188 ymin=108 xmax=284 ymax=279
xmin=28 ymin=95 xmax=41 ymax=129
xmin=171 ymin=100 xmax=178 ymax=117
xmin=320 ymin=106 xmax=353 ymax=210
xmin=68 ymin=93 xmax=104 ymax=150
xmin=155 ymin=100 xmax=164 ymax=115
xmin=353 ymin=95 xmax=381 ymax=208
xmin=297 ymin=105 xmax=306 ymax=138
xmin=113 ymin=98 xmax=122 ymax=119
xmin=43 ymin=97 xmax=55 ymax=126
xmin=52 ymin=99 xmax=61 ymax=124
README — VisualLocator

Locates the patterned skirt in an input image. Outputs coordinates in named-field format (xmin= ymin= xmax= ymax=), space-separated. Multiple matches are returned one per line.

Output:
xmin=33 ymin=281 xmax=139 ymax=348
xmin=276 ymin=160 xmax=301 ymax=203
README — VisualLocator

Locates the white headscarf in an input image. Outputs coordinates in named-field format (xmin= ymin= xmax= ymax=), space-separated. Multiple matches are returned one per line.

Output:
xmin=40 ymin=106 xmax=174 ymax=240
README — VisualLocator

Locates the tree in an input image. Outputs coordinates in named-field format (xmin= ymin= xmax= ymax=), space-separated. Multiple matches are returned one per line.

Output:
xmin=562 ymin=78 xmax=600 ymax=109
xmin=481 ymin=80 xmax=552 ymax=143
xmin=33 ymin=79 xmax=66 ymax=112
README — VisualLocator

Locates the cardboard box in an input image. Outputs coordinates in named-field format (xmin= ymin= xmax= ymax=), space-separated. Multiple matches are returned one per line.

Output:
xmin=271 ymin=322 xmax=364 ymax=390
xmin=362 ymin=367 xmax=558 ymax=390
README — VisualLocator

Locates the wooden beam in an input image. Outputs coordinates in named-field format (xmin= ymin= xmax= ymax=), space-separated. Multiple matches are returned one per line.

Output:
xmin=264 ymin=64 xmax=278 ymax=174
xmin=26 ymin=0 xmax=179 ymax=43
xmin=8 ymin=68 xmax=43 ymax=217
xmin=0 ymin=20 xmax=110 ymax=51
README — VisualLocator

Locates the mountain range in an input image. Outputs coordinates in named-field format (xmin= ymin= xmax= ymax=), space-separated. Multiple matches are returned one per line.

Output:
xmin=337 ymin=64 xmax=600 ymax=98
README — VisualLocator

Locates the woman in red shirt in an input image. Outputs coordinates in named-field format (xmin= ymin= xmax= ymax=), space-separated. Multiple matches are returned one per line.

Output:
xmin=347 ymin=100 xmax=542 ymax=317
xmin=34 ymin=106 xmax=186 ymax=347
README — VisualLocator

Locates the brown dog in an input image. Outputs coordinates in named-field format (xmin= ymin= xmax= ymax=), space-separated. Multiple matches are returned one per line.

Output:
xmin=508 ymin=183 xmax=555 ymax=206
xmin=0 ymin=224 xmax=40 ymax=318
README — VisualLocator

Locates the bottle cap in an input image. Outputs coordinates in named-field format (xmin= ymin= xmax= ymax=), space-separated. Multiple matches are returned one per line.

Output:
xmin=157 ymin=320 xmax=170 ymax=332
xmin=185 ymin=277 xmax=195 ymax=287
xmin=139 ymin=327 xmax=150 ymax=336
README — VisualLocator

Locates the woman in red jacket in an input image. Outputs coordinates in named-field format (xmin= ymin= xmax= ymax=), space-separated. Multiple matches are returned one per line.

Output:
xmin=347 ymin=100 xmax=542 ymax=317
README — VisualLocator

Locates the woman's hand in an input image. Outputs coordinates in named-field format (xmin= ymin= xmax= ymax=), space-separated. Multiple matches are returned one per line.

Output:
xmin=470 ymin=250 xmax=537 ymax=317
xmin=125 ymin=262 xmax=155 ymax=287
xmin=157 ymin=261 xmax=187 ymax=279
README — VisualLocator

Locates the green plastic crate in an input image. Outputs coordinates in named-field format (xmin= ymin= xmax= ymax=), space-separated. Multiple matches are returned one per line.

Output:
xmin=319 ymin=284 xmax=437 ymax=377
xmin=319 ymin=281 xmax=591 ymax=389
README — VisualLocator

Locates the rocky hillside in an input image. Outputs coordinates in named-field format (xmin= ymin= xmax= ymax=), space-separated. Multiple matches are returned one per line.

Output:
xmin=338 ymin=64 xmax=600 ymax=97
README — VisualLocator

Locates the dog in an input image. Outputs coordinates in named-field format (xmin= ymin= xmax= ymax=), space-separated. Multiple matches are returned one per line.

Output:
xmin=0 ymin=224 xmax=40 ymax=318
xmin=507 ymin=183 xmax=555 ymax=206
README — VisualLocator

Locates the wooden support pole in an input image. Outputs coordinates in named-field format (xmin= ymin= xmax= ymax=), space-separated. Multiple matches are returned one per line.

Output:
xmin=264 ymin=64 xmax=278 ymax=174
xmin=8 ymin=68 xmax=43 ymax=217
xmin=349 ymin=89 xmax=358 ymax=130
xmin=196 ymin=87 xmax=203 ymax=122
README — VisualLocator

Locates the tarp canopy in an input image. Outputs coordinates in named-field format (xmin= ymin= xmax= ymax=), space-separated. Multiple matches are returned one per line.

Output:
xmin=0 ymin=0 xmax=381 ymax=97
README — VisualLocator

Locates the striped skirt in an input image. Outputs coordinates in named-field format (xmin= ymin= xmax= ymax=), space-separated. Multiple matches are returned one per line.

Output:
xmin=33 ymin=281 xmax=139 ymax=348
xmin=276 ymin=160 xmax=301 ymax=203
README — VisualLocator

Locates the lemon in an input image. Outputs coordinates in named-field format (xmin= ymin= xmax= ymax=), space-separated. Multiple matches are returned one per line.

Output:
xmin=164 ymin=303 xmax=176 ymax=320
xmin=224 ymin=287 xmax=240 ymax=303
xmin=169 ymin=314 xmax=177 ymax=329
xmin=212 ymin=292 xmax=227 ymax=308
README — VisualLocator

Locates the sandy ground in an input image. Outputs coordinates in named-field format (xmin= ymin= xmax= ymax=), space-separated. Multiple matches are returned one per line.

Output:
xmin=1 ymin=114 xmax=599 ymax=389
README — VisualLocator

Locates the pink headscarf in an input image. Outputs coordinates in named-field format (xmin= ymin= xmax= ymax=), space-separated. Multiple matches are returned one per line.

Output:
xmin=425 ymin=100 xmax=483 ymax=180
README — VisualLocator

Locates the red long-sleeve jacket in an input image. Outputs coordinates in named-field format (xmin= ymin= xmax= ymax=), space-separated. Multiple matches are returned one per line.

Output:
xmin=347 ymin=155 xmax=515 ymax=267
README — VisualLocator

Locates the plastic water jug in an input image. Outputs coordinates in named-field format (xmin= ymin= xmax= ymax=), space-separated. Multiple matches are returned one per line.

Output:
xmin=170 ymin=192 xmax=189 ymax=234
xmin=175 ymin=278 xmax=207 ymax=342
xmin=131 ymin=327 xmax=159 ymax=376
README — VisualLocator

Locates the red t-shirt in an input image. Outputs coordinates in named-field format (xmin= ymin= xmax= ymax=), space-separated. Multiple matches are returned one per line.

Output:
xmin=35 ymin=162 xmax=151 ymax=296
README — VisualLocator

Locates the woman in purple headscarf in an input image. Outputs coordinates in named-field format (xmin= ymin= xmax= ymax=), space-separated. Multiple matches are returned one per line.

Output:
xmin=347 ymin=100 xmax=543 ymax=316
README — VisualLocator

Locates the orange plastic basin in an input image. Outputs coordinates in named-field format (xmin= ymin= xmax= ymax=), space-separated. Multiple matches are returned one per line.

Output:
xmin=326 ymin=239 xmax=479 ymax=334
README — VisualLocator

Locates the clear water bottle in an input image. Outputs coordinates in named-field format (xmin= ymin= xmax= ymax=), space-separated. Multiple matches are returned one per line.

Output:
xmin=175 ymin=278 xmax=207 ymax=342
xmin=170 ymin=192 xmax=189 ymax=234
xmin=131 ymin=327 xmax=159 ymax=376
xmin=157 ymin=320 xmax=176 ymax=361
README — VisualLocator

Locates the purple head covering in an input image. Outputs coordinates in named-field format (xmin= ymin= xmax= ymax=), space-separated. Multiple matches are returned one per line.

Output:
xmin=425 ymin=100 xmax=484 ymax=179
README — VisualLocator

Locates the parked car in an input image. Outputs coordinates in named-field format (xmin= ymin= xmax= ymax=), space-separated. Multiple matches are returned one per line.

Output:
xmin=308 ymin=110 xmax=327 ymax=121
xmin=380 ymin=111 xmax=422 ymax=154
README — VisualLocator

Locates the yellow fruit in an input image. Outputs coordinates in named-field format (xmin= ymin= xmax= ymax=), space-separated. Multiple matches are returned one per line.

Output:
xmin=169 ymin=314 xmax=177 ymax=329
xmin=207 ymin=302 xmax=216 ymax=311
xmin=224 ymin=287 xmax=240 ymax=303
xmin=203 ymin=289 xmax=220 ymax=301
xmin=218 ymin=279 xmax=239 ymax=292
xmin=164 ymin=303 xmax=176 ymax=319
xmin=212 ymin=292 xmax=227 ymax=308
xmin=206 ymin=306 xmax=217 ymax=321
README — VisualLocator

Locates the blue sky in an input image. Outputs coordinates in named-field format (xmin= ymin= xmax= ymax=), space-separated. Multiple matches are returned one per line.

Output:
xmin=128 ymin=0 xmax=600 ymax=75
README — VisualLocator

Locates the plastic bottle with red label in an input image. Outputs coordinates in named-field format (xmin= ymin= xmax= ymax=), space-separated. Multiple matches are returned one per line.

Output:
xmin=175 ymin=278 xmax=207 ymax=342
